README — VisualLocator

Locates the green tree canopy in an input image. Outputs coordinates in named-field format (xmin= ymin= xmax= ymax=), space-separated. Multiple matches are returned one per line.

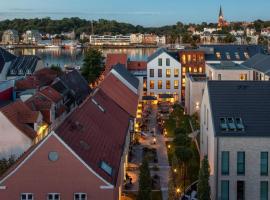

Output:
xmin=81 ymin=48 xmax=104 ymax=83
xmin=197 ymin=156 xmax=211 ymax=200
xmin=137 ymin=157 xmax=152 ymax=200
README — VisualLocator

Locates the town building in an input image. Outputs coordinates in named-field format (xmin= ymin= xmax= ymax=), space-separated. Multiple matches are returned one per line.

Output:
xmin=242 ymin=53 xmax=270 ymax=80
xmin=89 ymin=35 xmax=131 ymax=46
xmin=0 ymin=48 xmax=17 ymax=81
xmin=130 ymin=34 xmax=144 ymax=44
xmin=200 ymin=45 xmax=266 ymax=64
xmin=206 ymin=61 xmax=253 ymax=81
xmin=1 ymin=30 xmax=19 ymax=45
xmin=0 ymin=100 xmax=43 ymax=159
xmin=200 ymin=81 xmax=270 ymax=200
xmin=179 ymin=50 xmax=205 ymax=99
xmin=0 ymin=87 xmax=135 ymax=200
xmin=147 ymin=48 xmax=181 ymax=102
xmin=185 ymin=73 xmax=207 ymax=115
xmin=23 ymin=30 xmax=42 ymax=45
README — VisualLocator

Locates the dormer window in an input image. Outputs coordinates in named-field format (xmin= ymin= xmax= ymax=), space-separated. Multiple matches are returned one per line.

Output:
xmin=216 ymin=52 xmax=221 ymax=59
xmin=100 ymin=161 xmax=113 ymax=176
xmin=244 ymin=52 xmax=249 ymax=59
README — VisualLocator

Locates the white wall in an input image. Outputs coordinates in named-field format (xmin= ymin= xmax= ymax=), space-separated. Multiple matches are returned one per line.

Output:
xmin=206 ymin=64 xmax=253 ymax=81
xmin=0 ymin=112 xmax=32 ymax=159
xmin=185 ymin=78 xmax=206 ymax=115
xmin=147 ymin=51 xmax=181 ymax=101
xmin=200 ymin=84 xmax=217 ymax=199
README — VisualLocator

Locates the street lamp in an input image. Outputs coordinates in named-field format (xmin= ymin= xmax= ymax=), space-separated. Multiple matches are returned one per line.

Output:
xmin=173 ymin=168 xmax=177 ymax=173
xmin=168 ymin=144 xmax=171 ymax=149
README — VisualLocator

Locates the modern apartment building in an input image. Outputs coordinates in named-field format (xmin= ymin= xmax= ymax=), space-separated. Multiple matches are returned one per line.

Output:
xmin=147 ymin=48 xmax=181 ymax=102
xmin=242 ymin=53 xmax=270 ymax=81
xmin=200 ymin=81 xmax=270 ymax=200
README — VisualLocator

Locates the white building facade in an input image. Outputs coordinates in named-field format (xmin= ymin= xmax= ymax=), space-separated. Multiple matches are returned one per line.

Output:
xmin=200 ymin=81 xmax=270 ymax=200
xmin=147 ymin=49 xmax=181 ymax=102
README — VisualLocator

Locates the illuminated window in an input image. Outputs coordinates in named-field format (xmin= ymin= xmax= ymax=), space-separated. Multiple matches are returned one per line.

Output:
xmin=166 ymin=80 xmax=171 ymax=89
xmin=192 ymin=54 xmax=196 ymax=62
xmin=150 ymin=69 xmax=154 ymax=77
xmin=187 ymin=54 xmax=191 ymax=62
xmin=174 ymin=69 xmax=179 ymax=77
xmin=158 ymin=69 xmax=162 ymax=77
xmin=199 ymin=67 xmax=203 ymax=73
xmin=158 ymin=80 xmax=162 ymax=89
xmin=216 ymin=52 xmax=221 ymax=59
xmin=244 ymin=52 xmax=249 ymax=59
xmin=150 ymin=80 xmax=154 ymax=89
xmin=150 ymin=92 xmax=154 ymax=96
xmin=174 ymin=80 xmax=179 ymax=89
xmin=194 ymin=68 xmax=198 ymax=73
xmin=182 ymin=67 xmax=186 ymax=74
xmin=166 ymin=69 xmax=171 ymax=78
xmin=226 ymin=52 xmax=231 ymax=60
xmin=188 ymin=67 xmax=192 ymax=73
xmin=182 ymin=55 xmax=186 ymax=64
xmin=240 ymin=74 xmax=247 ymax=80
xmin=182 ymin=78 xmax=186 ymax=86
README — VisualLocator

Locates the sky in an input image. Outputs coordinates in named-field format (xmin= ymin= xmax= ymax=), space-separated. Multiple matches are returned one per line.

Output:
xmin=0 ymin=0 xmax=270 ymax=27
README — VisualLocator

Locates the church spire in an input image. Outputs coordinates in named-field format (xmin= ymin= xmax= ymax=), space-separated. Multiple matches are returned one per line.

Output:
xmin=219 ymin=6 xmax=223 ymax=18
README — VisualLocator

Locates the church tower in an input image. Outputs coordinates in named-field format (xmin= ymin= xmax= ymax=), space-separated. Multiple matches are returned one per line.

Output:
xmin=218 ymin=6 xmax=228 ymax=28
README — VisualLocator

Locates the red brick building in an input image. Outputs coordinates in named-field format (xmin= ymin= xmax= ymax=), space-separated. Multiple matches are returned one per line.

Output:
xmin=178 ymin=50 xmax=205 ymax=99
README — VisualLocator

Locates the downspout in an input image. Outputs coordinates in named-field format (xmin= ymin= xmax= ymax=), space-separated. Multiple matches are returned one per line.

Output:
xmin=215 ymin=137 xmax=219 ymax=200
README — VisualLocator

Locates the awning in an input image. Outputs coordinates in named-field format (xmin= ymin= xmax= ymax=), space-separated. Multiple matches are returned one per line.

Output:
xmin=158 ymin=94 xmax=174 ymax=99
xmin=142 ymin=96 xmax=157 ymax=101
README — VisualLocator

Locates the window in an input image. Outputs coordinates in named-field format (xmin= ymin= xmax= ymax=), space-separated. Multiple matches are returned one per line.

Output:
xmin=261 ymin=152 xmax=268 ymax=176
xmin=21 ymin=193 xmax=33 ymax=200
xmin=182 ymin=67 xmax=186 ymax=74
xmin=158 ymin=69 xmax=162 ymax=77
xmin=235 ymin=52 xmax=240 ymax=60
xmin=188 ymin=67 xmax=192 ymax=73
xmin=216 ymin=52 xmax=221 ymax=59
xmin=166 ymin=69 xmax=171 ymax=78
xmin=237 ymin=152 xmax=245 ymax=175
xmin=166 ymin=58 xmax=170 ymax=66
xmin=192 ymin=54 xmax=196 ymax=62
xmin=174 ymin=80 xmax=179 ymax=89
xmin=74 ymin=193 xmax=87 ymax=200
xmin=221 ymin=151 xmax=229 ymax=175
xmin=244 ymin=52 xmax=249 ymax=59
xmin=218 ymin=74 xmax=222 ymax=80
xmin=187 ymin=54 xmax=191 ymax=62
xmin=100 ymin=161 xmax=113 ymax=176
xmin=48 ymin=193 xmax=60 ymax=200
xmin=182 ymin=55 xmax=186 ymax=64
xmin=260 ymin=181 xmax=268 ymax=200
xmin=166 ymin=80 xmax=170 ymax=89
xmin=150 ymin=69 xmax=154 ymax=77
xmin=158 ymin=80 xmax=162 ymax=89
xmin=240 ymin=74 xmax=248 ymax=80
xmin=237 ymin=181 xmax=245 ymax=200
xmin=158 ymin=58 xmax=162 ymax=66
xmin=221 ymin=180 xmax=229 ymax=200
xmin=174 ymin=69 xmax=179 ymax=77
xmin=150 ymin=80 xmax=154 ymax=89
xmin=199 ymin=67 xmax=203 ymax=73
xmin=226 ymin=52 xmax=231 ymax=60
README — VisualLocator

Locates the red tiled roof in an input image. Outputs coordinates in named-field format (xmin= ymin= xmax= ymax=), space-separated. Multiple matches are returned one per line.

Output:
xmin=15 ymin=76 xmax=40 ymax=90
xmin=0 ymin=100 xmax=39 ymax=139
xmin=127 ymin=61 xmax=147 ymax=71
xmin=104 ymin=53 xmax=128 ymax=75
xmin=56 ymin=89 xmax=130 ymax=185
xmin=99 ymin=74 xmax=138 ymax=117
xmin=25 ymin=93 xmax=52 ymax=124
xmin=40 ymin=86 xmax=62 ymax=103
xmin=33 ymin=68 xmax=58 ymax=86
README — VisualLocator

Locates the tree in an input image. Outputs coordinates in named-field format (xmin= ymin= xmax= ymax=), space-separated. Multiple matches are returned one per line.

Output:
xmin=0 ymin=155 xmax=16 ymax=176
xmin=197 ymin=156 xmax=211 ymax=200
xmin=81 ymin=48 xmax=104 ymax=83
xmin=168 ymin=170 xmax=176 ymax=200
xmin=174 ymin=134 xmax=191 ymax=147
xmin=137 ymin=157 xmax=152 ymax=200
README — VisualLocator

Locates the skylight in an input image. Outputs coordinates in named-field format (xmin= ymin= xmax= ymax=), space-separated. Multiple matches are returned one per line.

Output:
xmin=100 ymin=161 xmax=113 ymax=176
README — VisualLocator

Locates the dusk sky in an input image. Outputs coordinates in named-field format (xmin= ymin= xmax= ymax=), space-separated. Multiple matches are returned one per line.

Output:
xmin=1 ymin=0 xmax=270 ymax=26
